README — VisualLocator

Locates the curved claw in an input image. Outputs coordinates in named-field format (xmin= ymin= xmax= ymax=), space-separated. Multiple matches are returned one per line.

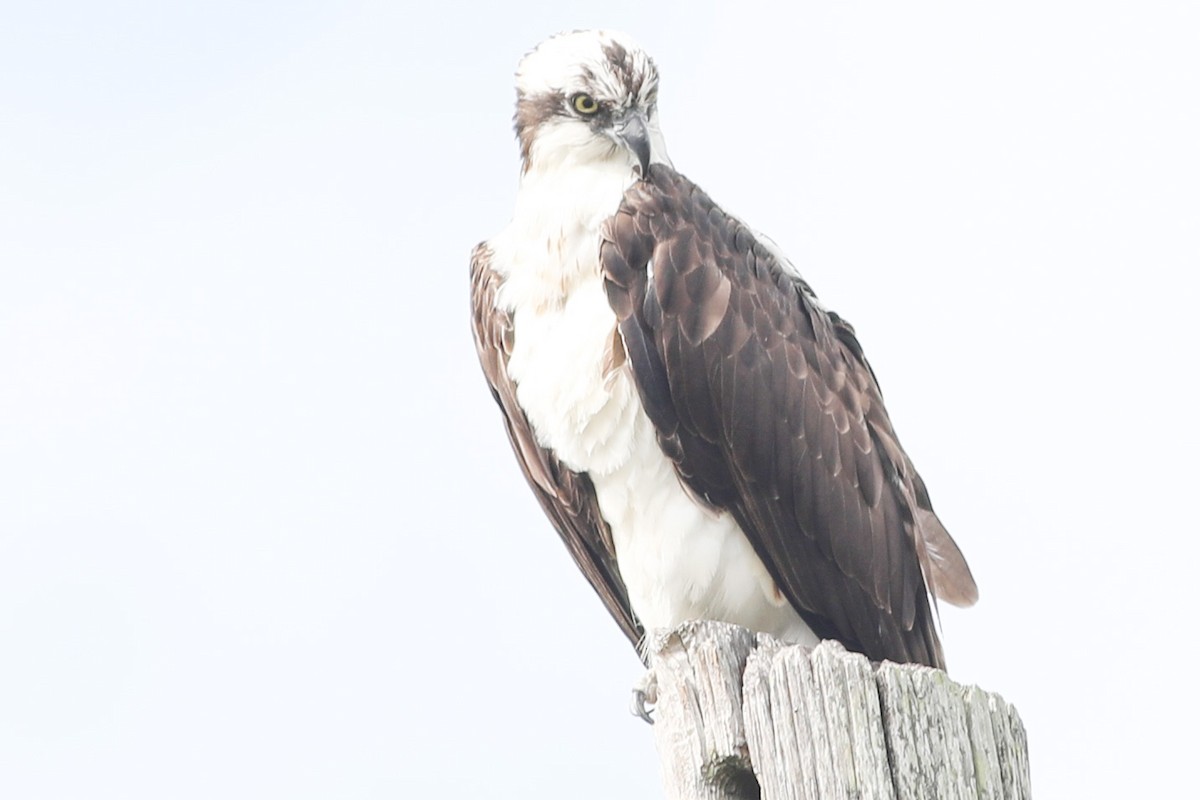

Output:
xmin=630 ymin=670 xmax=658 ymax=725
xmin=630 ymin=688 xmax=655 ymax=724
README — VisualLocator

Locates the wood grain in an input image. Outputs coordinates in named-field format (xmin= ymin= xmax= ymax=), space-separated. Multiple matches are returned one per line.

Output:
xmin=648 ymin=623 xmax=1029 ymax=800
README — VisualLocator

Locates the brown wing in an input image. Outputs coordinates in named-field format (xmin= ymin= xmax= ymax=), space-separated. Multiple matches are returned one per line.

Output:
xmin=600 ymin=166 xmax=976 ymax=668
xmin=470 ymin=243 xmax=642 ymax=649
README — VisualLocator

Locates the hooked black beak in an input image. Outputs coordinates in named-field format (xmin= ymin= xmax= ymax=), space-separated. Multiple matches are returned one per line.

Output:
xmin=616 ymin=112 xmax=651 ymax=177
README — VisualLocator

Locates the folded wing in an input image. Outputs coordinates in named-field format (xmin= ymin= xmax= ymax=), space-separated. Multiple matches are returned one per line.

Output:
xmin=471 ymin=244 xmax=642 ymax=649
xmin=600 ymin=166 xmax=976 ymax=668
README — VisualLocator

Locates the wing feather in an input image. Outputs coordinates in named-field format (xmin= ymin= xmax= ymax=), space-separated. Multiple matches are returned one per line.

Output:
xmin=470 ymin=244 xmax=641 ymax=649
xmin=599 ymin=166 xmax=976 ymax=668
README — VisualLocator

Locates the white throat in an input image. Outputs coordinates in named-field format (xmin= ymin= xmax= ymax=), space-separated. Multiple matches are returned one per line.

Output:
xmin=496 ymin=150 xmax=639 ymax=313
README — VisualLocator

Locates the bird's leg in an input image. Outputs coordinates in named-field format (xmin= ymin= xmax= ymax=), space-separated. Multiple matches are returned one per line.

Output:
xmin=630 ymin=668 xmax=658 ymax=724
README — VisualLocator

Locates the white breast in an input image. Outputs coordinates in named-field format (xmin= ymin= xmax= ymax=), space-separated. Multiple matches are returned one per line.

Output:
xmin=490 ymin=162 xmax=817 ymax=646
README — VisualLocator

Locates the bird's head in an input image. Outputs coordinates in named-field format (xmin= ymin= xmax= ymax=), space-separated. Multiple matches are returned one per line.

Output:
xmin=514 ymin=30 xmax=668 ymax=178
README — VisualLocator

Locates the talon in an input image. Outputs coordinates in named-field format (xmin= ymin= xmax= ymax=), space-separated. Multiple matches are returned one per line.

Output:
xmin=631 ymin=688 xmax=655 ymax=724
xmin=630 ymin=670 xmax=658 ymax=724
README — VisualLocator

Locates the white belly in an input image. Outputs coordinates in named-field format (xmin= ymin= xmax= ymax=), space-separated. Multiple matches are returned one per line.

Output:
xmin=504 ymin=272 xmax=818 ymax=646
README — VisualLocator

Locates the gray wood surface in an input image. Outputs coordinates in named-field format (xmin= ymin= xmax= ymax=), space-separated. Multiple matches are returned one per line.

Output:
xmin=648 ymin=623 xmax=1029 ymax=800
xmin=650 ymin=621 xmax=760 ymax=800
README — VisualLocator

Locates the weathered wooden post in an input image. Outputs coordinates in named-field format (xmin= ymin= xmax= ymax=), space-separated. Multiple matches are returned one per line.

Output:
xmin=648 ymin=621 xmax=1030 ymax=800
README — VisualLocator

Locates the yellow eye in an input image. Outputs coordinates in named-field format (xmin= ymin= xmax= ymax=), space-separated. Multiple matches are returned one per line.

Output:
xmin=572 ymin=93 xmax=600 ymax=115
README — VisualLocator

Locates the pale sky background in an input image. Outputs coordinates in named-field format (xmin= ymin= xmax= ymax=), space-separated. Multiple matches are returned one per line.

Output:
xmin=2 ymin=1 xmax=1197 ymax=797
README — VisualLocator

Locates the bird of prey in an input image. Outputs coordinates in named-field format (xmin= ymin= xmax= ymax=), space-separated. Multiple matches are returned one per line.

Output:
xmin=470 ymin=30 xmax=977 ymax=677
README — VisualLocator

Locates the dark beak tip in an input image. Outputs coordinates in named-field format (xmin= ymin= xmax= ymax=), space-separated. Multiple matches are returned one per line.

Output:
xmin=617 ymin=114 xmax=652 ymax=180
xmin=632 ymin=142 xmax=651 ymax=179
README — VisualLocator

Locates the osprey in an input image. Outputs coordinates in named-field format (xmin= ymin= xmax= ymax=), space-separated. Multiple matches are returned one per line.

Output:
xmin=471 ymin=30 xmax=977 ymax=676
